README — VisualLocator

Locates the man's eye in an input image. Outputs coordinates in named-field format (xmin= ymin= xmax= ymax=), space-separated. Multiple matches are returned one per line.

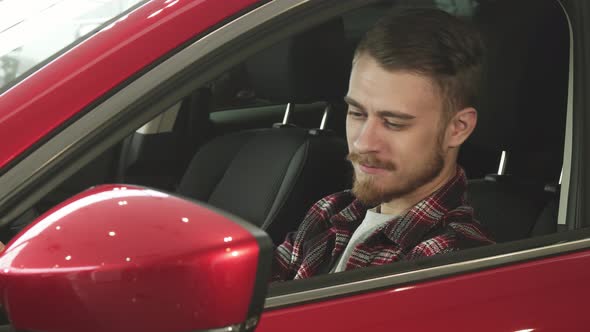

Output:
xmin=384 ymin=120 xmax=405 ymax=129
xmin=347 ymin=110 xmax=365 ymax=118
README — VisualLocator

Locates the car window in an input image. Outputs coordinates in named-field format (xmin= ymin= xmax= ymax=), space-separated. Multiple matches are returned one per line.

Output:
xmin=174 ymin=0 xmax=570 ymax=285
xmin=0 ymin=0 xmax=147 ymax=92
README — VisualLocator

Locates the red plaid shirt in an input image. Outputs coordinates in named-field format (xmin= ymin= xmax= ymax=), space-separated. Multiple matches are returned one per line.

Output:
xmin=272 ymin=167 xmax=494 ymax=281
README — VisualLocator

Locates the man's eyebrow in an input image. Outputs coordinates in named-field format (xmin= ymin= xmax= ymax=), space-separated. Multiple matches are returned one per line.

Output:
xmin=376 ymin=110 xmax=415 ymax=120
xmin=344 ymin=96 xmax=365 ymax=110
xmin=344 ymin=96 xmax=415 ymax=120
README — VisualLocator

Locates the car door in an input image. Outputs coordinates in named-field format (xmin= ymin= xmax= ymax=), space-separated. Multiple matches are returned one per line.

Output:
xmin=258 ymin=1 xmax=590 ymax=330
xmin=0 ymin=0 xmax=588 ymax=331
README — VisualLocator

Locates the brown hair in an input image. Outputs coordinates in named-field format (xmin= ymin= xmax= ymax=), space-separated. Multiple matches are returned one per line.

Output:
xmin=355 ymin=8 xmax=484 ymax=118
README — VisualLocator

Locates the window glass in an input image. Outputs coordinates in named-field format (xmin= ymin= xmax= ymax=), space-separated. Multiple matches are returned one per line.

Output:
xmin=0 ymin=0 xmax=147 ymax=91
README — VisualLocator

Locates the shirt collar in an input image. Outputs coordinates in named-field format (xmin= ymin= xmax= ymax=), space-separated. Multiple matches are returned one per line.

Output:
xmin=331 ymin=167 xmax=469 ymax=250
xmin=383 ymin=166 xmax=468 ymax=249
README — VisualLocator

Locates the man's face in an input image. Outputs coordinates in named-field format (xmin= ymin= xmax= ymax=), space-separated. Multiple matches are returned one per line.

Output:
xmin=345 ymin=54 xmax=448 ymax=207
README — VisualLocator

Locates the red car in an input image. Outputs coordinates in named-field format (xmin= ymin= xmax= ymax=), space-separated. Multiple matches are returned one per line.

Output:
xmin=0 ymin=0 xmax=588 ymax=331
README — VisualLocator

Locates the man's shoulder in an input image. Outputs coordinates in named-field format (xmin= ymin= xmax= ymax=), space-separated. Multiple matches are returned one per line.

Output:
xmin=406 ymin=206 xmax=494 ymax=259
xmin=440 ymin=204 xmax=495 ymax=244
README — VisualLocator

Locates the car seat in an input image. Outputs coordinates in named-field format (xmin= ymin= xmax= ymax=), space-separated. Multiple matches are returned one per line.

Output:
xmin=177 ymin=19 xmax=351 ymax=245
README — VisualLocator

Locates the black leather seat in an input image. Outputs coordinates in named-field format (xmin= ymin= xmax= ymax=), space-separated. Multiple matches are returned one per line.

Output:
xmin=468 ymin=177 xmax=557 ymax=242
xmin=464 ymin=0 xmax=568 ymax=242
xmin=178 ymin=19 xmax=351 ymax=245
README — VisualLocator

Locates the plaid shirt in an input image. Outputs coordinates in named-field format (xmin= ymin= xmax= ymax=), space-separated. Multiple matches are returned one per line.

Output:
xmin=272 ymin=167 xmax=494 ymax=281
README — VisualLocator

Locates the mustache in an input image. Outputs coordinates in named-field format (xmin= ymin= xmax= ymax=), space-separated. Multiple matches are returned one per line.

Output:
xmin=347 ymin=152 xmax=396 ymax=171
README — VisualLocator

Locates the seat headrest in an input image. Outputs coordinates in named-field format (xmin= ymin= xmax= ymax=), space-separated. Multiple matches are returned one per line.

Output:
xmin=467 ymin=0 xmax=568 ymax=154
xmin=245 ymin=18 xmax=349 ymax=104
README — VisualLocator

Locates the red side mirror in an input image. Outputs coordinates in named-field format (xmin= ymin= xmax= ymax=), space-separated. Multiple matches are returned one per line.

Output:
xmin=0 ymin=185 xmax=272 ymax=332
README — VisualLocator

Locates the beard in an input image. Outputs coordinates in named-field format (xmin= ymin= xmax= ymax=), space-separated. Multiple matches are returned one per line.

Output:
xmin=347 ymin=145 xmax=445 ymax=207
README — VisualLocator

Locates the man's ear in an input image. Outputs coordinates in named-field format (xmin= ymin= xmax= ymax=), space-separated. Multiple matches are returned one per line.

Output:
xmin=445 ymin=107 xmax=477 ymax=148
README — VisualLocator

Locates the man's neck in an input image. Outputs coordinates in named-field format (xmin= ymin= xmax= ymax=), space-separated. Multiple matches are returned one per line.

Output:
xmin=379 ymin=164 xmax=458 ymax=215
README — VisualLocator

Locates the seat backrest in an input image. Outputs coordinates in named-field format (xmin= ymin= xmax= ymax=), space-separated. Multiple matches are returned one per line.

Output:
xmin=468 ymin=178 xmax=556 ymax=242
xmin=178 ymin=19 xmax=351 ymax=244
xmin=178 ymin=128 xmax=350 ymax=244
xmin=465 ymin=0 xmax=569 ymax=241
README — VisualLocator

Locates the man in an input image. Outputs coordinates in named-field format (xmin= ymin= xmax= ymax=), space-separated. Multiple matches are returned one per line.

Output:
xmin=272 ymin=8 xmax=494 ymax=281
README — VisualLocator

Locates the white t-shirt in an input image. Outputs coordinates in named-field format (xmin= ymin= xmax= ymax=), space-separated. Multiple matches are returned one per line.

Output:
xmin=331 ymin=208 xmax=396 ymax=273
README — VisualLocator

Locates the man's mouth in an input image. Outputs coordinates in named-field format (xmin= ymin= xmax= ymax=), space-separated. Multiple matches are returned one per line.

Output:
xmin=358 ymin=162 xmax=390 ymax=175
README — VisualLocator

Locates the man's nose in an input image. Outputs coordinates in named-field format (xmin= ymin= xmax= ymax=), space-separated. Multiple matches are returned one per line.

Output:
xmin=353 ymin=119 xmax=381 ymax=153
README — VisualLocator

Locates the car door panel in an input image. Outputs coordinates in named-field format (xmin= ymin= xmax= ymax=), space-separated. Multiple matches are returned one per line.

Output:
xmin=259 ymin=249 xmax=590 ymax=331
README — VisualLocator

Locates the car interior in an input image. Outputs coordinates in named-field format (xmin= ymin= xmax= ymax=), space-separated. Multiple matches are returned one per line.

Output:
xmin=0 ymin=0 xmax=570 ymax=253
